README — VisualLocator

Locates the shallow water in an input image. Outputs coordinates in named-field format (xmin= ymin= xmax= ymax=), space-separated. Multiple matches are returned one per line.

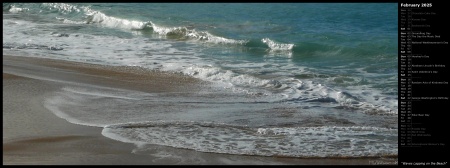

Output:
xmin=4 ymin=3 xmax=398 ymax=158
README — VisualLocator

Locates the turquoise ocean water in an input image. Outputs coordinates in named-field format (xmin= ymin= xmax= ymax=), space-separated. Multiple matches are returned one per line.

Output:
xmin=3 ymin=3 xmax=398 ymax=158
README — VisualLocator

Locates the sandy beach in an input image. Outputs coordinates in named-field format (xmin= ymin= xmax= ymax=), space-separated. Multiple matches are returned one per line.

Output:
xmin=3 ymin=55 xmax=397 ymax=165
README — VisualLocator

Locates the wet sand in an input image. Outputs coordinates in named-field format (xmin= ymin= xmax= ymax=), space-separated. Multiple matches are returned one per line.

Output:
xmin=2 ymin=55 xmax=397 ymax=165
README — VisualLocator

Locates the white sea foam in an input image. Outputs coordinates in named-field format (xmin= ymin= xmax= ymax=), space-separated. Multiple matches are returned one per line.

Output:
xmin=150 ymin=22 xmax=248 ymax=45
xmin=43 ymin=3 xmax=81 ymax=14
xmin=85 ymin=11 xmax=148 ymax=30
xmin=169 ymin=63 xmax=397 ymax=114
xmin=8 ymin=6 xmax=29 ymax=13
xmin=102 ymin=121 xmax=398 ymax=158
xmin=261 ymin=38 xmax=294 ymax=51
xmin=60 ymin=18 xmax=86 ymax=24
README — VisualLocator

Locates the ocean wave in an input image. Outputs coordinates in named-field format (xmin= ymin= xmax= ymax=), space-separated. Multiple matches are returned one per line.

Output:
xmin=6 ymin=3 xmax=297 ymax=48
xmin=172 ymin=64 xmax=396 ymax=115
xmin=246 ymin=39 xmax=327 ymax=54
xmin=85 ymin=10 xmax=150 ymax=30
xmin=102 ymin=121 xmax=397 ymax=158
xmin=15 ymin=3 xmax=248 ymax=45
xmin=261 ymin=38 xmax=294 ymax=51
xmin=5 ymin=3 xmax=150 ymax=31
xmin=149 ymin=22 xmax=248 ymax=45
xmin=8 ymin=5 xmax=28 ymax=13
xmin=58 ymin=17 xmax=86 ymax=24
xmin=8 ymin=3 xmax=247 ymax=45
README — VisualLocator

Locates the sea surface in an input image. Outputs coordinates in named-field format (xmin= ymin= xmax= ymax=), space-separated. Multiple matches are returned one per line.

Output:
xmin=3 ymin=3 xmax=398 ymax=158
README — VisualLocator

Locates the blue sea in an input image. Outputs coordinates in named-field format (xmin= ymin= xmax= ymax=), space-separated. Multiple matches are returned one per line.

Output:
xmin=3 ymin=3 xmax=398 ymax=158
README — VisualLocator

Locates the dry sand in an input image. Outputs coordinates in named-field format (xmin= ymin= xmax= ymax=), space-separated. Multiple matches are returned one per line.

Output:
xmin=2 ymin=55 xmax=397 ymax=165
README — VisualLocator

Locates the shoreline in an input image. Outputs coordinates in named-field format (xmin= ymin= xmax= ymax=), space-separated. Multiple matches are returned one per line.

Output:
xmin=3 ymin=72 xmax=142 ymax=164
xmin=3 ymin=55 xmax=397 ymax=165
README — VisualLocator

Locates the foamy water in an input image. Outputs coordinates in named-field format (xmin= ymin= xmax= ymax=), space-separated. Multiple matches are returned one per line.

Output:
xmin=4 ymin=3 xmax=398 ymax=158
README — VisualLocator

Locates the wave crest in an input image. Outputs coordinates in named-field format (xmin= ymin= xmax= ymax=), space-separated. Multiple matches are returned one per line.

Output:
xmin=150 ymin=22 xmax=248 ymax=45
xmin=85 ymin=10 xmax=149 ymax=30
xmin=8 ymin=5 xmax=29 ymax=13
xmin=261 ymin=38 xmax=294 ymax=51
